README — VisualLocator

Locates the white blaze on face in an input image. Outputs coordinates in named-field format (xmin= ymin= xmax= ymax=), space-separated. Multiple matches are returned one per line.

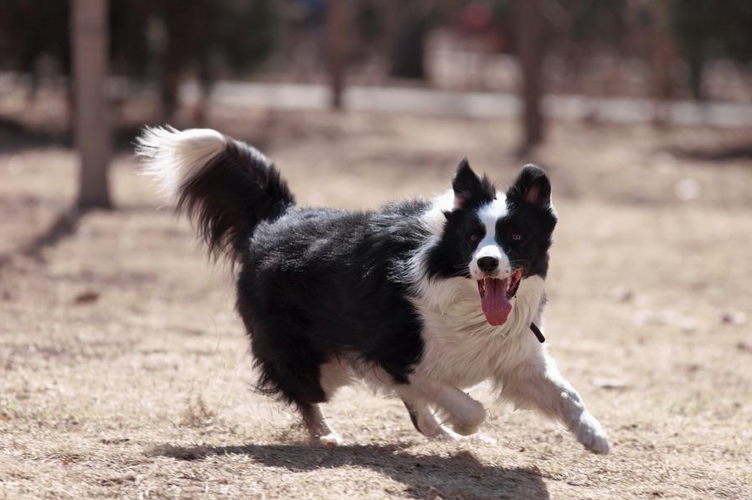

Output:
xmin=469 ymin=195 xmax=510 ymax=280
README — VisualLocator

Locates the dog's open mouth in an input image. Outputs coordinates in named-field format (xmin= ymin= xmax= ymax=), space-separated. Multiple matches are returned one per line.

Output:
xmin=477 ymin=269 xmax=523 ymax=326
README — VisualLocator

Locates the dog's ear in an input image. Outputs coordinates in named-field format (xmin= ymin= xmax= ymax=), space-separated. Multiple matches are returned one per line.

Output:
xmin=507 ymin=164 xmax=551 ymax=208
xmin=451 ymin=159 xmax=494 ymax=209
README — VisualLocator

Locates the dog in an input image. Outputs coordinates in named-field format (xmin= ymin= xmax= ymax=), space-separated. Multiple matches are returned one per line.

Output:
xmin=136 ymin=126 xmax=610 ymax=454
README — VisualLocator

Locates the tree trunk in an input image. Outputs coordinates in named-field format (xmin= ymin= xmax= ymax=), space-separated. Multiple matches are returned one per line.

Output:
xmin=327 ymin=0 xmax=346 ymax=110
xmin=71 ymin=0 xmax=112 ymax=209
xmin=650 ymin=0 xmax=674 ymax=125
xmin=388 ymin=2 xmax=431 ymax=80
xmin=686 ymin=44 xmax=705 ymax=101
xmin=515 ymin=0 xmax=546 ymax=151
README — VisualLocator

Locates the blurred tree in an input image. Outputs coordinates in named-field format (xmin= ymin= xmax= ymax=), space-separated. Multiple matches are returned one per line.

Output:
xmin=114 ymin=0 xmax=279 ymax=122
xmin=672 ymin=0 xmax=752 ymax=101
xmin=387 ymin=0 xmax=440 ymax=80
xmin=559 ymin=0 xmax=630 ymax=47
xmin=514 ymin=0 xmax=546 ymax=151
xmin=71 ymin=0 xmax=112 ymax=209
xmin=0 ymin=0 xmax=278 ymax=125
xmin=649 ymin=0 xmax=673 ymax=125
xmin=327 ymin=0 xmax=346 ymax=109
xmin=0 ymin=0 xmax=71 ymax=95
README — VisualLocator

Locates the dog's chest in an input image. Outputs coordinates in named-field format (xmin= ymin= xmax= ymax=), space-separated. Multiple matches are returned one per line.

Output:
xmin=413 ymin=278 xmax=545 ymax=388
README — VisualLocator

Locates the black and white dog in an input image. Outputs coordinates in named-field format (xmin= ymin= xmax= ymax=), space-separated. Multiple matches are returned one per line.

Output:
xmin=137 ymin=127 xmax=610 ymax=454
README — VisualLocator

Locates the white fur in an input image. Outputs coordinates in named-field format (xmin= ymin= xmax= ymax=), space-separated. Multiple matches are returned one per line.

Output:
xmin=135 ymin=126 xmax=226 ymax=200
xmin=469 ymin=196 xmax=511 ymax=279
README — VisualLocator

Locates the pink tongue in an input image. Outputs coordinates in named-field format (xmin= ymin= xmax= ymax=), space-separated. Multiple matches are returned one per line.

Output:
xmin=481 ymin=278 xmax=512 ymax=326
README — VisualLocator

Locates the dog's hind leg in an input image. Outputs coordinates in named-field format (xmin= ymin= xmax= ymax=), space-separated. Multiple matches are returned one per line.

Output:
xmin=300 ymin=357 xmax=352 ymax=446
xmin=240 ymin=288 xmax=347 ymax=446
xmin=300 ymin=403 xmax=342 ymax=446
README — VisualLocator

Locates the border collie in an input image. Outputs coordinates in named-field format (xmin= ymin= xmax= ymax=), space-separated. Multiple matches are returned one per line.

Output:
xmin=137 ymin=127 xmax=610 ymax=454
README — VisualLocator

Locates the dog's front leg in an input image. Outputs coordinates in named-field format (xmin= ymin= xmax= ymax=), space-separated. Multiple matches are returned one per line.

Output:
xmin=401 ymin=399 xmax=462 ymax=440
xmin=500 ymin=350 xmax=610 ymax=454
xmin=400 ymin=374 xmax=486 ymax=436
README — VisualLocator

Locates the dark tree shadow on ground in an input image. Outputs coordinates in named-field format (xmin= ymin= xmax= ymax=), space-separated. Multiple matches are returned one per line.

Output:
xmin=666 ymin=143 xmax=752 ymax=162
xmin=0 ymin=208 xmax=88 ymax=271
xmin=0 ymin=117 xmax=69 ymax=151
xmin=0 ymin=115 xmax=272 ymax=154
xmin=151 ymin=442 xmax=549 ymax=499
xmin=0 ymin=117 xmax=144 ymax=153
xmin=19 ymin=208 xmax=88 ymax=260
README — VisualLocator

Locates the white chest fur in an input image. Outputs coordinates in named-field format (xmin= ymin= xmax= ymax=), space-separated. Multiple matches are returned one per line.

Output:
xmin=413 ymin=276 xmax=546 ymax=389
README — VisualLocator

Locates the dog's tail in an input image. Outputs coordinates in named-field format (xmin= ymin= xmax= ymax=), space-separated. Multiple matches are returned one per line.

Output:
xmin=136 ymin=126 xmax=294 ymax=263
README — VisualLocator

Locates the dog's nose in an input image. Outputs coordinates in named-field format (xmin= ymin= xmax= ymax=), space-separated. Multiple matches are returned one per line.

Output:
xmin=477 ymin=256 xmax=499 ymax=273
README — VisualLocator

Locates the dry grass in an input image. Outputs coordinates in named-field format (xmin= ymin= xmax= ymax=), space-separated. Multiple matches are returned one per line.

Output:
xmin=1 ymin=109 xmax=751 ymax=499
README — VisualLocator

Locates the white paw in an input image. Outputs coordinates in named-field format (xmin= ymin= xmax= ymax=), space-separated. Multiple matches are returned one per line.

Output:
xmin=470 ymin=432 xmax=497 ymax=445
xmin=433 ymin=426 xmax=462 ymax=441
xmin=448 ymin=399 xmax=487 ymax=435
xmin=451 ymin=422 xmax=481 ymax=436
xmin=413 ymin=412 xmax=462 ymax=441
xmin=430 ymin=428 xmax=496 ymax=445
xmin=573 ymin=413 xmax=610 ymax=455
xmin=314 ymin=432 xmax=343 ymax=447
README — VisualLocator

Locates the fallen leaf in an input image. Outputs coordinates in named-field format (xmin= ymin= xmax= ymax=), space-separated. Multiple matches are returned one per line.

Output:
xmin=74 ymin=291 xmax=100 ymax=305
xmin=610 ymin=286 xmax=634 ymax=303
xmin=721 ymin=311 xmax=748 ymax=326
xmin=592 ymin=378 xmax=629 ymax=390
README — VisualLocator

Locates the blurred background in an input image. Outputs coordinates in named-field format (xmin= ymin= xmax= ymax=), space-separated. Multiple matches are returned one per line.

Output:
xmin=0 ymin=0 xmax=750 ymax=209
xmin=1 ymin=2 xmax=751 ymax=498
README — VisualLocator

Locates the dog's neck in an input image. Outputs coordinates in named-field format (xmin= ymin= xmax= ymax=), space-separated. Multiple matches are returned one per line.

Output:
xmin=411 ymin=275 xmax=546 ymax=340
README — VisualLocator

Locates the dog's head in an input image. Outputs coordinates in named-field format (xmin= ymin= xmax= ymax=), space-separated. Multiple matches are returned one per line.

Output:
xmin=427 ymin=160 xmax=557 ymax=326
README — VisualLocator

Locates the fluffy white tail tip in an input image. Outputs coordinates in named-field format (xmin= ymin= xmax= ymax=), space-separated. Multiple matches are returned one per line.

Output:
xmin=136 ymin=126 xmax=226 ymax=200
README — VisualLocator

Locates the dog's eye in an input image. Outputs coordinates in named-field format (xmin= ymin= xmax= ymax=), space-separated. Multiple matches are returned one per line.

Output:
xmin=511 ymin=233 xmax=522 ymax=242
xmin=469 ymin=233 xmax=480 ymax=243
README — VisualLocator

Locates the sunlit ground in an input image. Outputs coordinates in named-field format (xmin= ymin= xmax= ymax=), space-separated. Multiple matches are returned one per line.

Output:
xmin=1 ymin=108 xmax=750 ymax=499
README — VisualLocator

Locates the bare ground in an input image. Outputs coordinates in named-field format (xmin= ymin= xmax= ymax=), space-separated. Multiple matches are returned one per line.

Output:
xmin=1 ymin=108 xmax=751 ymax=499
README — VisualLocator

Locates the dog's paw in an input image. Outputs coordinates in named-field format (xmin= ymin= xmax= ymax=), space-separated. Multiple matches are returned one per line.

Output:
xmin=470 ymin=432 xmax=497 ymax=445
xmin=313 ymin=432 xmax=343 ymax=447
xmin=447 ymin=399 xmax=487 ymax=435
xmin=433 ymin=426 xmax=462 ymax=441
xmin=414 ymin=416 xmax=463 ymax=441
xmin=433 ymin=429 xmax=496 ymax=445
xmin=451 ymin=422 xmax=481 ymax=436
xmin=573 ymin=412 xmax=610 ymax=455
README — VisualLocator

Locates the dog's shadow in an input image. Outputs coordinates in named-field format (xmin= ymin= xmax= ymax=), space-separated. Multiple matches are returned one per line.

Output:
xmin=151 ymin=441 xmax=550 ymax=499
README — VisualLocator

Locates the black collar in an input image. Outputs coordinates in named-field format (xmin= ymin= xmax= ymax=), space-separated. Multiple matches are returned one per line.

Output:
xmin=530 ymin=322 xmax=545 ymax=343
xmin=507 ymin=275 xmax=545 ymax=343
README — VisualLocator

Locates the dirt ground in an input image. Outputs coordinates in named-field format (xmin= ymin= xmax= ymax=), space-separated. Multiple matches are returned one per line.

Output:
xmin=1 ymin=107 xmax=751 ymax=500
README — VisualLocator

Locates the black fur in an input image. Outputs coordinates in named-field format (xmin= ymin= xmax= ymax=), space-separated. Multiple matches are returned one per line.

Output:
xmin=403 ymin=401 xmax=424 ymax=435
xmin=236 ymin=200 xmax=431 ymax=409
xmin=504 ymin=165 xmax=557 ymax=277
xmin=177 ymin=139 xmax=294 ymax=263
xmin=451 ymin=158 xmax=496 ymax=209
